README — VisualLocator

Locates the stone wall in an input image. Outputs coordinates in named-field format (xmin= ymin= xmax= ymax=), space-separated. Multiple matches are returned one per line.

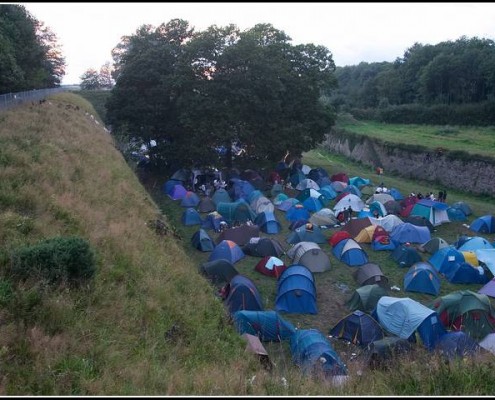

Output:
xmin=321 ymin=131 xmax=495 ymax=196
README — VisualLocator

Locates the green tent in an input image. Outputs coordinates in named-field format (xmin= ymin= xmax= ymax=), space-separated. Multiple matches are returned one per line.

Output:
xmin=346 ymin=284 xmax=388 ymax=313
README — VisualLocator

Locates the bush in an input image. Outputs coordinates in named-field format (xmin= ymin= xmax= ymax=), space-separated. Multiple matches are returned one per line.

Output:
xmin=10 ymin=236 xmax=96 ymax=285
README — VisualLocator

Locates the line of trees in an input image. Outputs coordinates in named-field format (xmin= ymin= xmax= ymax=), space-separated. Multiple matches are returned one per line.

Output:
xmin=331 ymin=36 xmax=495 ymax=110
xmin=0 ymin=4 xmax=66 ymax=94
xmin=79 ymin=62 xmax=115 ymax=90
xmin=105 ymin=19 xmax=338 ymax=171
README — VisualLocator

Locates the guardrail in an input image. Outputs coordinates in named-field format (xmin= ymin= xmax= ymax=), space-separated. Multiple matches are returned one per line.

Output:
xmin=0 ymin=87 xmax=71 ymax=111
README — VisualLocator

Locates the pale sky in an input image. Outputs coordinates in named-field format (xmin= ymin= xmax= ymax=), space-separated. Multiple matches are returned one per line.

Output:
xmin=19 ymin=2 xmax=495 ymax=85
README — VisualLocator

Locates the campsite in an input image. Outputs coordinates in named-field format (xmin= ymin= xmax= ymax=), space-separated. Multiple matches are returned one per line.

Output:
xmin=149 ymin=147 xmax=495 ymax=381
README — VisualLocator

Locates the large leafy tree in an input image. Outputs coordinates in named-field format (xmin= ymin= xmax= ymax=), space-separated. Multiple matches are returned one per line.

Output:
xmin=107 ymin=20 xmax=337 ymax=171
xmin=0 ymin=4 xmax=65 ymax=93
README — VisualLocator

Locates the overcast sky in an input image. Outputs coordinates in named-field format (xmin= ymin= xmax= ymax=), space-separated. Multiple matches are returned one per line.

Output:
xmin=21 ymin=2 xmax=495 ymax=85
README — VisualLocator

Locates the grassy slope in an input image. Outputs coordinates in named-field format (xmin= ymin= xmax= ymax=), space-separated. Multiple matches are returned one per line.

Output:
xmin=0 ymin=93 xmax=265 ymax=395
xmin=336 ymin=113 xmax=495 ymax=158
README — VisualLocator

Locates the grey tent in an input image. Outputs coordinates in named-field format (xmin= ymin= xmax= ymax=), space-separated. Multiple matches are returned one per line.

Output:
xmin=346 ymin=284 xmax=388 ymax=313
xmin=216 ymin=224 xmax=260 ymax=246
xmin=419 ymin=237 xmax=449 ymax=254
xmin=199 ymin=259 xmax=239 ymax=285
xmin=191 ymin=229 xmax=215 ymax=252
xmin=242 ymin=237 xmax=285 ymax=258
xmin=198 ymin=197 xmax=216 ymax=213
xmin=286 ymin=241 xmax=331 ymax=273
xmin=353 ymin=263 xmax=389 ymax=289
xmin=309 ymin=208 xmax=338 ymax=227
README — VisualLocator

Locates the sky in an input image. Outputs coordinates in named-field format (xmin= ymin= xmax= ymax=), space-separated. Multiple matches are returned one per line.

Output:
xmin=19 ymin=2 xmax=495 ymax=85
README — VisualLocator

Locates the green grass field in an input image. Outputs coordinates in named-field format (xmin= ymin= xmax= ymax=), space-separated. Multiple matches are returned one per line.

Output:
xmin=336 ymin=113 xmax=495 ymax=158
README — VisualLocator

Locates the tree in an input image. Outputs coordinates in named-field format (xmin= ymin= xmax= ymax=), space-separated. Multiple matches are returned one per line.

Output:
xmin=98 ymin=61 xmax=114 ymax=89
xmin=106 ymin=20 xmax=338 ymax=171
xmin=0 ymin=4 xmax=65 ymax=93
xmin=79 ymin=68 xmax=101 ymax=90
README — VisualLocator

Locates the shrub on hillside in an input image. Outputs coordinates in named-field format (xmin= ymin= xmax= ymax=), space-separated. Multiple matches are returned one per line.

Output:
xmin=9 ymin=236 xmax=96 ymax=285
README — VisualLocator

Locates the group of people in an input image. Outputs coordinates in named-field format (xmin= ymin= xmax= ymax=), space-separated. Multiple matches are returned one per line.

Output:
xmin=409 ymin=190 xmax=447 ymax=202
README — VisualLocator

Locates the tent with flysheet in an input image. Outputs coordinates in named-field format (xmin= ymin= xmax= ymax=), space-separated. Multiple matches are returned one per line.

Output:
xmin=208 ymin=240 xmax=245 ymax=264
xmin=329 ymin=310 xmax=384 ymax=346
xmin=275 ymin=265 xmax=318 ymax=314
xmin=233 ymin=310 xmax=296 ymax=341
xmin=191 ymin=229 xmax=214 ymax=252
xmin=332 ymin=238 xmax=369 ymax=267
xmin=403 ymin=262 xmax=441 ymax=296
xmin=286 ymin=241 xmax=331 ymax=273
xmin=255 ymin=256 xmax=287 ymax=278
xmin=346 ymin=284 xmax=388 ymax=313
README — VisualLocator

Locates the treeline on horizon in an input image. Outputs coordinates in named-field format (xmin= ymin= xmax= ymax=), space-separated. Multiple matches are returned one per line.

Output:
xmin=330 ymin=36 xmax=495 ymax=125
xmin=0 ymin=4 xmax=65 ymax=94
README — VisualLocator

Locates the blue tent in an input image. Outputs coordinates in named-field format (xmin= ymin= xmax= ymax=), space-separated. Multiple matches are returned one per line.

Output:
xmin=288 ymin=219 xmax=309 ymax=231
xmin=232 ymin=310 xmax=296 ymax=341
xmin=404 ymin=262 xmax=441 ymax=296
xmin=318 ymin=185 xmax=337 ymax=201
xmin=208 ymin=240 xmax=245 ymax=264
xmin=232 ymin=179 xmax=255 ymax=201
xmin=286 ymin=204 xmax=311 ymax=222
xmin=302 ymin=196 xmax=324 ymax=212
xmin=180 ymin=191 xmax=200 ymax=207
xmin=329 ymin=310 xmax=384 ymax=346
xmin=470 ymin=215 xmax=495 ymax=234
xmin=429 ymin=246 xmax=465 ymax=274
xmin=290 ymin=329 xmax=348 ymax=377
xmin=201 ymin=212 xmax=226 ymax=232
xmin=254 ymin=211 xmax=282 ymax=234
xmin=289 ymin=170 xmax=306 ymax=187
xmin=332 ymin=238 xmax=369 ymax=267
xmin=434 ymin=331 xmax=481 ymax=360
xmin=444 ymin=261 xmax=490 ymax=284
xmin=457 ymin=237 xmax=493 ymax=251
xmin=389 ymin=188 xmax=404 ymax=201
xmin=275 ymin=265 xmax=317 ymax=314
xmin=308 ymin=167 xmax=329 ymax=184
xmin=181 ymin=208 xmax=203 ymax=226
xmin=191 ymin=229 xmax=214 ymax=252
xmin=162 ymin=179 xmax=183 ymax=195
xmin=390 ymin=223 xmax=431 ymax=244
xmin=225 ymin=275 xmax=264 ymax=314
xmin=447 ymin=207 xmax=467 ymax=222
xmin=349 ymin=176 xmax=371 ymax=188
xmin=199 ymin=259 xmax=238 ymax=284
xmin=167 ymin=184 xmax=187 ymax=200
xmin=391 ymin=244 xmax=422 ymax=268
xmin=247 ymin=189 xmax=263 ymax=204
xmin=450 ymin=201 xmax=472 ymax=216
xmin=376 ymin=296 xmax=446 ymax=350
xmin=276 ymin=198 xmax=300 ymax=212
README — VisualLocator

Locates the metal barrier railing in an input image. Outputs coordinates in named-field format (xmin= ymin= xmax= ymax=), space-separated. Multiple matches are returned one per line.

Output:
xmin=0 ymin=87 xmax=70 ymax=111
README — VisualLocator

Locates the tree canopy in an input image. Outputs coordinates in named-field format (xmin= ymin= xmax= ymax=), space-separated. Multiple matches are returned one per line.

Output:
xmin=0 ymin=4 xmax=66 ymax=94
xmin=106 ymin=19 xmax=337 ymax=171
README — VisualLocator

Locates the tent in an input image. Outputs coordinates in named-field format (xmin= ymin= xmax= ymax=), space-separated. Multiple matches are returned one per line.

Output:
xmin=478 ymin=278 xmax=495 ymax=298
xmin=391 ymin=244 xmax=422 ymax=268
xmin=340 ymin=217 xmax=372 ymax=237
xmin=233 ymin=310 xmax=296 ymax=341
xmin=405 ymin=215 xmax=435 ymax=232
xmin=242 ymin=237 xmax=285 ymax=258
xmin=199 ymin=259 xmax=239 ymax=285
xmin=231 ymin=179 xmax=256 ymax=201
xmin=369 ymin=214 xmax=404 ymax=233
xmin=162 ymin=179 xmax=183 ymax=195
xmin=366 ymin=193 xmax=394 ymax=205
xmin=288 ymin=219 xmax=309 ymax=231
xmin=447 ymin=207 xmax=468 ymax=222
xmin=369 ymin=201 xmax=388 ymax=218
xmin=444 ymin=262 xmax=490 ymax=285
xmin=225 ymin=275 xmax=264 ymax=314
xmin=409 ymin=199 xmax=450 ymax=227
xmin=276 ymin=198 xmax=300 ymax=212
xmin=318 ymin=185 xmax=337 ymax=201
xmin=329 ymin=310 xmax=384 ymax=346
xmin=170 ymin=168 xmax=191 ymax=183
xmin=376 ymin=296 xmax=446 ymax=350
xmin=384 ymin=200 xmax=403 ymax=215
xmin=296 ymin=178 xmax=320 ymax=191
xmin=201 ymin=211 xmax=227 ymax=232
xmin=419 ymin=237 xmax=449 ymax=254
xmin=403 ymin=262 xmax=441 ymax=296
xmin=255 ymin=211 xmax=281 ymax=234
xmin=302 ymin=196 xmax=324 ymax=213
xmin=208 ymin=240 xmax=245 ymax=264
xmin=342 ymin=184 xmax=362 ymax=198
xmin=180 ymin=191 xmax=201 ymax=207
xmin=198 ymin=196 xmax=216 ymax=213
xmin=287 ymin=241 xmax=331 ymax=273
xmin=286 ymin=204 xmax=311 ymax=222
xmin=270 ymin=183 xmax=285 ymax=199
xmin=289 ymin=170 xmax=307 ymax=187
xmin=217 ymin=199 xmax=256 ymax=225
xmin=328 ymin=230 xmax=352 ymax=247
xmin=273 ymin=192 xmax=289 ymax=205
xmin=474 ymin=249 xmax=495 ymax=276
xmin=308 ymin=167 xmax=329 ymax=184
xmin=479 ymin=333 xmax=495 ymax=355
xmin=332 ymin=238 xmax=369 ymax=267
xmin=371 ymin=235 xmax=397 ymax=251
xmin=167 ymin=184 xmax=188 ymax=200
xmin=434 ymin=331 xmax=482 ymax=360
xmin=366 ymin=337 xmax=413 ymax=369
xmin=330 ymin=180 xmax=349 ymax=193
xmin=349 ymin=176 xmax=371 ymax=188
xmin=429 ymin=290 xmax=495 ymax=340
xmin=251 ymin=195 xmax=275 ymax=215
xmin=450 ymin=201 xmax=473 ymax=216
xmin=353 ymin=263 xmax=389 ymax=289
xmin=309 ymin=208 xmax=338 ymax=227
xmin=333 ymin=193 xmax=365 ymax=214
xmin=290 ymin=329 xmax=348 ymax=377
xmin=275 ymin=265 xmax=318 ymax=314
xmin=211 ymin=188 xmax=232 ymax=205
xmin=355 ymin=225 xmax=384 ymax=244
xmin=191 ymin=229 xmax=215 ymax=252
xmin=181 ymin=208 xmax=203 ymax=226
xmin=346 ymin=284 xmax=388 ymax=313
xmin=390 ymin=223 xmax=431 ymax=244
xmin=286 ymin=224 xmax=326 ymax=245
xmin=254 ymin=256 xmax=287 ymax=278
xmin=457 ymin=237 xmax=493 ymax=251
xmin=216 ymin=224 xmax=260 ymax=246
xmin=388 ymin=188 xmax=404 ymax=201
xmin=330 ymin=172 xmax=349 ymax=183
xmin=469 ymin=215 xmax=495 ymax=234
xmin=428 ymin=246 xmax=465 ymax=274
